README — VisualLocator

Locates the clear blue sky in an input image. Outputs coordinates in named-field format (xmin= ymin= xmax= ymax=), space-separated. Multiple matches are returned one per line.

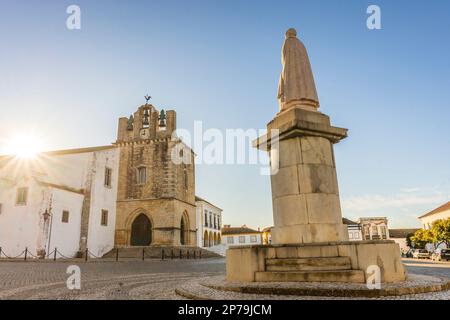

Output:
xmin=1 ymin=0 xmax=449 ymax=229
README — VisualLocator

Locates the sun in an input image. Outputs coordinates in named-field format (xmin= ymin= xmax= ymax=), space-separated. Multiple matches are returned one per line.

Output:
xmin=4 ymin=134 xmax=44 ymax=159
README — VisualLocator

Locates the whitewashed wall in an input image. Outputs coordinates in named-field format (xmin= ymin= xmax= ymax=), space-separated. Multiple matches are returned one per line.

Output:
xmin=0 ymin=178 xmax=42 ymax=256
xmin=45 ymin=188 xmax=84 ymax=257
xmin=0 ymin=146 xmax=119 ymax=259
xmin=195 ymin=199 xmax=222 ymax=247
xmin=420 ymin=209 xmax=450 ymax=230
xmin=87 ymin=148 xmax=119 ymax=257
xmin=221 ymin=234 xmax=262 ymax=246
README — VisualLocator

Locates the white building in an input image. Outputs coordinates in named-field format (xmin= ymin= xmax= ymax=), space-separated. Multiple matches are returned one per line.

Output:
xmin=221 ymin=225 xmax=262 ymax=246
xmin=195 ymin=196 xmax=222 ymax=247
xmin=359 ymin=217 xmax=390 ymax=241
xmin=342 ymin=218 xmax=362 ymax=241
xmin=419 ymin=201 xmax=450 ymax=230
xmin=389 ymin=229 xmax=419 ymax=252
xmin=0 ymin=146 xmax=119 ymax=258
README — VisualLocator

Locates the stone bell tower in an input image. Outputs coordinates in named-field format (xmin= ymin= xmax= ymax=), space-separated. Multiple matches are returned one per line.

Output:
xmin=114 ymin=101 xmax=196 ymax=247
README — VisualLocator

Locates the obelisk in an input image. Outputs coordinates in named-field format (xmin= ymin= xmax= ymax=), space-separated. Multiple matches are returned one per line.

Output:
xmin=261 ymin=28 xmax=349 ymax=244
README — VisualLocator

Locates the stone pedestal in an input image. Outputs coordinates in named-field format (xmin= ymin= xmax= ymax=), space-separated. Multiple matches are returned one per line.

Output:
xmin=226 ymin=107 xmax=407 ymax=284
xmin=257 ymin=107 xmax=349 ymax=244
xmin=226 ymin=241 xmax=407 ymax=283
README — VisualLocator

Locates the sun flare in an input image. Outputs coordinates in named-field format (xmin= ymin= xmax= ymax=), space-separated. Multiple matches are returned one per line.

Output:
xmin=4 ymin=134 xmax=44 ymax=159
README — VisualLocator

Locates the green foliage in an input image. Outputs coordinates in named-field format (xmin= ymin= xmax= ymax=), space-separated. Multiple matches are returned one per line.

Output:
xmin=431 ymin=218 xmax=450 ymax=247
xmin=411 ymin=218 xmax=450 ymax=248
xmin=406 ymin=233 xmax=415 ymax=247
xmin=411 ymin=229 xmax=434 ymax=248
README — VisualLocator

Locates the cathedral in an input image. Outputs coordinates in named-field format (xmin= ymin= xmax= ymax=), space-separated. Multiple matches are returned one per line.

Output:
xmin=0 ymin=102 xmax=220 ymax=258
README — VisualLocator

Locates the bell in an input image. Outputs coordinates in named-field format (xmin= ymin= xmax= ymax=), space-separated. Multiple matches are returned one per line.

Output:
xmin=142 ymin=110 xmax=150 ymax=126
xmin=159 ymin=109 xmax=167 ymax=127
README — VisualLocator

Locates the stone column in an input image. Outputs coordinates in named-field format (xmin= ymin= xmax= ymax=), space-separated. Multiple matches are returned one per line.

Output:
xmin=258 ymin=107 xmax=349 ymax=244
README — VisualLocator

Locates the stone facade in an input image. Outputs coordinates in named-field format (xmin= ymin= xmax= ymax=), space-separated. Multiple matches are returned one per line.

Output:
xmin=114 ymin=104 xmax=197 ymax=246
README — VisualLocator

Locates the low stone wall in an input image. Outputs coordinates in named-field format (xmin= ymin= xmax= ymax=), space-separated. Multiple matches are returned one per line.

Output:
xmin=226 ymin=240 xmax=406 ymax=283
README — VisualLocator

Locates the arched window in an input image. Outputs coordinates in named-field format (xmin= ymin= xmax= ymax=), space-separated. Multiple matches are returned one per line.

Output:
xmin=137 ymin=167 xmax=147 ymax=184
xmin=183 ymin=164 xmax=188 ymax=190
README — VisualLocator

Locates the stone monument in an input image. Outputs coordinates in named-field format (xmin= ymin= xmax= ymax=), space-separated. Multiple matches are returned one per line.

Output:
xmin=226 ymin=28 xmax=407 ymax=284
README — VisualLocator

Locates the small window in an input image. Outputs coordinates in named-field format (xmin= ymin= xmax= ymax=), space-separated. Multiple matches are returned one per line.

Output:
xmin=250 ymin=235 xmax=257 ymax=243
xmin=104 ymin=167 xmax=112 ymax=187
xmin=349 ymin=232 xmax=354 ymax=239
xmin=183 ymin=164 xmax=188 ymax=190
xmin=16 ymin=187 xmax=28 ymax=206
xmin=227 ymin=237 xmax=234 ymax=244
xmin=62 ymin=210 xmax=70 ymax=223
xmin=239 ymin=236 xmax=245 ymax=244
xmin=101 ymin=210 xmax=108 ymax=226
xmin=137 ymin=167 xmax=147 ymax=184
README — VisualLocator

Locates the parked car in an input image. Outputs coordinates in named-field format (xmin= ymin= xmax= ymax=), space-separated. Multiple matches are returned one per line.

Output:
xmin=412 ymin=249 xmax=430 ymax=259
xmin=431 ymin=248 xmax=450 ymax=262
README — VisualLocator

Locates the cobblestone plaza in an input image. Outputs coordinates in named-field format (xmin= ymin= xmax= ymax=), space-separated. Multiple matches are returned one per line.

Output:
xmin=0 ymin=258 xmax=449 ymax=300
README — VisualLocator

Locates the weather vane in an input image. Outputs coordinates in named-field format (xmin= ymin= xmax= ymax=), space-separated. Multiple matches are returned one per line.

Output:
xmin=144 ymin=95 xmax=152 ymax=105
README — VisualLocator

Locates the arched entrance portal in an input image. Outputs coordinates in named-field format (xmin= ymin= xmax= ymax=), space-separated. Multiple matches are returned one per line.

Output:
xmin=130 ymin=214 xmax=152 ymax=246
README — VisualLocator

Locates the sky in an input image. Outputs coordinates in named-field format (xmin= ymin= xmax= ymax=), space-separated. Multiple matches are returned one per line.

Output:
xmin=0 ymin=0 xmax=449 ymax=229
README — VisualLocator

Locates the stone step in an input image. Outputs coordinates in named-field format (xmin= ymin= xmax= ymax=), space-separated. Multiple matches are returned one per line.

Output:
xmin=102 ymin=246 xmax=221 ymax=259
xmin=266 ymin=257 xmax=351 ymax=272
xmin=255 ymin=270 xmax=366 ymax=283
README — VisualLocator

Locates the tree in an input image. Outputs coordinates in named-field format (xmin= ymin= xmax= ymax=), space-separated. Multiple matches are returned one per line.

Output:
xmin=411 ymin=229 xmax=434 ymax=249
xmin=431 ymin=218 xmax=450 ymax=248
xmin=406 ymin=233 xmax=415 ymax=248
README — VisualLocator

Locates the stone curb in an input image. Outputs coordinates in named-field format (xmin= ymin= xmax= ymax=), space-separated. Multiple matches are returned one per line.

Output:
xmin=204 ymin=281 xmax=450 ymax=298
xmin=176 ymin=275 xmax=450 ymax=299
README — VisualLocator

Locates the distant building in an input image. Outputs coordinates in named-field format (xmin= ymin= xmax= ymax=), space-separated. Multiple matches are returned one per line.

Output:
xmin=221 ymin=225 xmax=262 ymax=246
xmin=262 ymin=226 xmax=273 ymax=245
xmin=195 ymin=196 xmax=222 ymax=247
xmin=359 ymin=217 xmax=389 ymax=240
xmin=342 ymin=218 xmax=362 ymax=241
xmin=419 ymin=201 xmax=450 ymax=230
xmin=389 ymin=229 xmax=419 ymax=252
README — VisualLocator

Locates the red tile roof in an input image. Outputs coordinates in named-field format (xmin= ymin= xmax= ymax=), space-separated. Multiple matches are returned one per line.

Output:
xmin=221 ymin=226 xmax=261 ymax=235
xmin=418 ymin=201 xmax=450 ymax=219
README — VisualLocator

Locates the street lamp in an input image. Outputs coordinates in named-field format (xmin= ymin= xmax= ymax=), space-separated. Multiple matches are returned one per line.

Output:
xmin=42 ymin=208 xmax=53 ymax=257
xmin=42 ymin=209 xmax=50 ymax=222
